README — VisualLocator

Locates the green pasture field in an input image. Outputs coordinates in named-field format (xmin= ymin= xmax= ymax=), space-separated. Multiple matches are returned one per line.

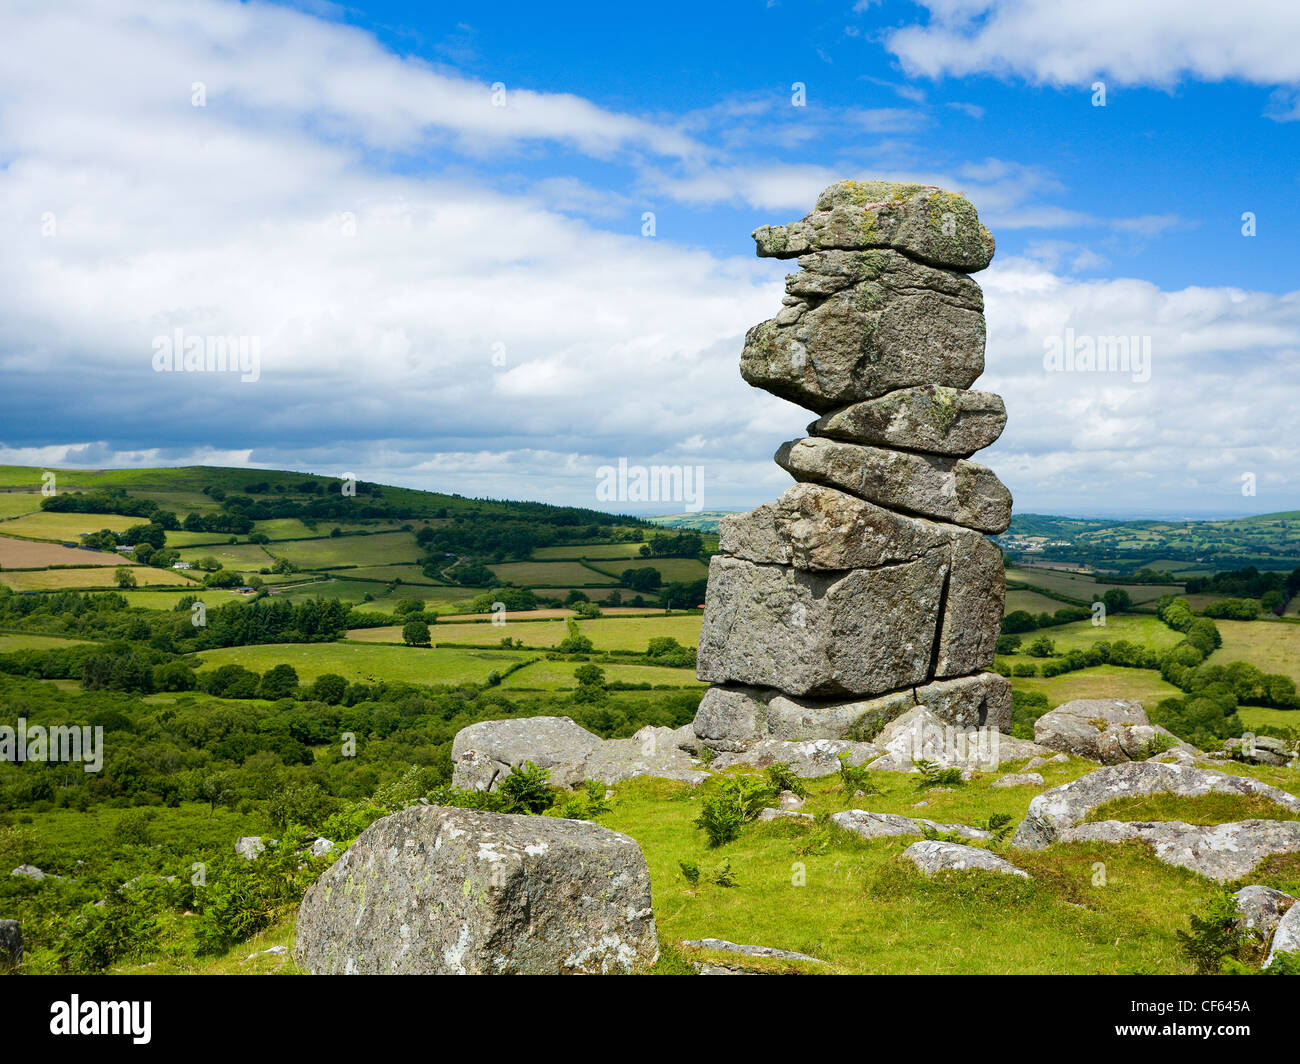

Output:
xmin=336 ymin=565 xmax=444 ymax=585
xmin=349 ymin=612 xmax=702 ymax=652
xmin=0 ymin=493 xmax=42 ymax=519
xmin=271 ymin=531 xmax=421 ymax=569
xmin=1023 ymin=614 xmax=1185 ymax=655
xmin=176 ymin=543 xmax=276 ymax=570
xmin=0 ymin=632 xmax=91 ymax=651
xmin=531 ymin=543 xmax=646 ymax=560
xmin=1207 ymin=619 xmax=1300 ymax=686
xmin=189 ymin=642 xmax=531 ymax=686
xmin=1008 ymin=665 xmax=1185 ymax=709
xmin=0 ymin=511 xmax=142 ymax=540
xmin=531 ymin=586 xmax=646 ymax=602
xmin=163 ymin=530 xmax=235 ymax=547
xmin=1238 ymin=705 xmax=1300 ymax=733
xmin=0 ymin=568 xmax=194 ymax=591
xmin=499 ymin=658 xmax=702 ymax=691
xmin=603 ymin=557 xmax=710 ymax=582
xmin=1004 ymin=588 xmax=1070 ymax=615
xmin=488 ymin=561 xmax=618 ymax=586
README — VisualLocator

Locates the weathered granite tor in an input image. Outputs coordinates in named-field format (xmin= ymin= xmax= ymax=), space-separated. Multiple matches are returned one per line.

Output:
xmin=695 ymin=180 xmax=1012 ymax=753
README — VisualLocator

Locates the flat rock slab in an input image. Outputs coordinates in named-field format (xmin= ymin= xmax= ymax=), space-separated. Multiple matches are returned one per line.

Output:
xmin=681 ymin=938 xmax=825 ymax=963
xmin=1233 ymin=885 xmax=1296 ymax=944
xmin=902 ymin=840 xmax=1029 ymax=878
xmin=711 ymin=737 xmax=879 ymax=778
xmin=295 ymin=806 xmax=658 ymax=975
xmin=992 ymin=772 xmax=1045 ymax=788
xmin=697 ymin=553 xmax=944 ymax=698
xmin=451 ymin=716 xmax=602 ymax=791
xmin=811 ymin=386 xmax=1006 ymax=456
xmin=740 ymin=249 xmax=985 ymax=413
xmin=1011 ymin=761 xmax=1300 ymax=850
xmin=1065 ymin=820 xmax=1300 ymax=883
xmin=833 ymin=809 xmax=990 ymax=841
xmin=578 ymin=725 xmax=710 ymax=786
xmin=753 ymin=180 xmax=995 ymax=272
xmin=775 ymin=437 xmax=1011 ymax=534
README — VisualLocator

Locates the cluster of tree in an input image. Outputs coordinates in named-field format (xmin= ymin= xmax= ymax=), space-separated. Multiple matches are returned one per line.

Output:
xmin=1185 ymin=564 xmax=1300 ymax=600
xmin=637 ymin=530 xmax=703 ymax=558
xmin=620 ymin=566 xmax=662 ymax=592
xmin=1000 ymin=605 xmax=1093 ymax=634
xmin=40 ymin=490 xmax=160 ymax=519
xmin=660 ymin=578 xmax=708 ymax=610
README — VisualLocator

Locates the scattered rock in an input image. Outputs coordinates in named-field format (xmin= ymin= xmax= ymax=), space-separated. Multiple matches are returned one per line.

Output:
xmin=863 ymin=703 xmax=1033 ymax=772
xmin=295 ymin=806 xmax=658 ymax=975
xmin=235 ymin=837 xmax=266 ymax=861
xmin=246 ymin=945 xmax=289 ymax=960
xmin=0 ymin=919 xmax=21 ymax=970
xmin=832 ymin=809 xmax=990 ymax=841
xmin=1011 ymin=762 xmax=1300 ymax=850
xmin=310 ymin=838 xmax=335 ymax=857
xmin=451 ymin=716 xmax=602 ymax=792
xmin=1024 ymin=753 xmax=1069 ymax=771
xmin=1032 ymin=699 xmax=1196 ymax=764
xmin=757 ymin=808 xmax=815 ymax=822
xmin=902 ymin=840 xmax=1029 ymax=878
xmin=1233 ymin=885 xmax=1295 ymax=945
xmin=1219 ymin=735 xmax=1295 ymax=767
xmin=1065 ymin=820 xmax=1300 ymax=882
xmin=681 ymin=938 xmax=825 ymax=963
xmin=778 ymin=790 xmax=805 ymax=811
xmin=992 ymin=772 xmax=1044 ymax=788
xmin=10 ymin=864 xmax=48 ymax=881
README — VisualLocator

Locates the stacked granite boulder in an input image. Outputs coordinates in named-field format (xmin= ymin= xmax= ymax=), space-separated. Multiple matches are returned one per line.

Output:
xmin=693 ymin=181 xmax=1013 ymax=754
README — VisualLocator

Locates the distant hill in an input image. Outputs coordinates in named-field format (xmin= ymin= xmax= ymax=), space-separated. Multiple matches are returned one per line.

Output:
xmin=1000 ymin=511 xmax=1300 ymax=575
xmin=647 ymin=511 xmax=738 ymax=532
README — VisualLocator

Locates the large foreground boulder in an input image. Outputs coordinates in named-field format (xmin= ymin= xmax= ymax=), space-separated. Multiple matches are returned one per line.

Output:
xmin=1011 ymin=762 xmax=1300 ymax=850
xmin=1266 ymin=904 xmax=1300 ymax=969
xmin=295 ymin=806 xmax=658 ymax=974
xmin=451 ymin=716 xmax=602 ymax=791
xmin=1232 ymin=885 xmax=1295 ymax=945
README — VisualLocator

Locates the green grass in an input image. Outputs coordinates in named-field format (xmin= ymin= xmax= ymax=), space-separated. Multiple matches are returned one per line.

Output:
xmin=593 ymin=769 xmax=1300 ymax=973
xmin=352 ymin=612 xmax=703 ymax=653
xmin=339 ymin=564 xmax=445 ymax=584
xmin=1088 ymin=792 xmax=1300 ymax=824
xmin=190 ymin=642 xmax=531 ymax=685
xmin=1005 ymin=588 xmax=1070 ymax=615
xmin=1035 ymin=614 xmax=1184 ymax=653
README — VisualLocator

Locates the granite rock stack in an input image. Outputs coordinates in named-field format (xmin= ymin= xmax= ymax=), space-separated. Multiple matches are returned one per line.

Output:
xmin=693 ymin=181 xmax=1013 ymax=751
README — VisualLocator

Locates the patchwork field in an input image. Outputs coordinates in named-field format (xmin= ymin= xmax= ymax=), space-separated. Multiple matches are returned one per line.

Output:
xmin=176 ymin=543 xmax=276 ymax=570
xmin=532 ymin=543 xmax=645 ymax=560
xmin=1004 ymin=588 xmax=1073 ymax=615
xmin=350 ymin=612 xmax=703 ymax=652
xmin=1005 ymin=566 xmax=1182 ymax=606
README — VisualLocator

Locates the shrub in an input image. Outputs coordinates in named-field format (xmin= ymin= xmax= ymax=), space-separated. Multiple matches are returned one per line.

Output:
xmin=764 ymin=760 xmax=808 ymax=799
xmin=1176 ymin=893 xmax=1247 ymax=974
xmin=498 ymin=761 xmax=553 ymax=815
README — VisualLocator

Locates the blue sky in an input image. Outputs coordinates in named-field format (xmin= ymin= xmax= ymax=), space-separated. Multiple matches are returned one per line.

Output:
xmin=1 ymin=0 xmax=1297 ymax=519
